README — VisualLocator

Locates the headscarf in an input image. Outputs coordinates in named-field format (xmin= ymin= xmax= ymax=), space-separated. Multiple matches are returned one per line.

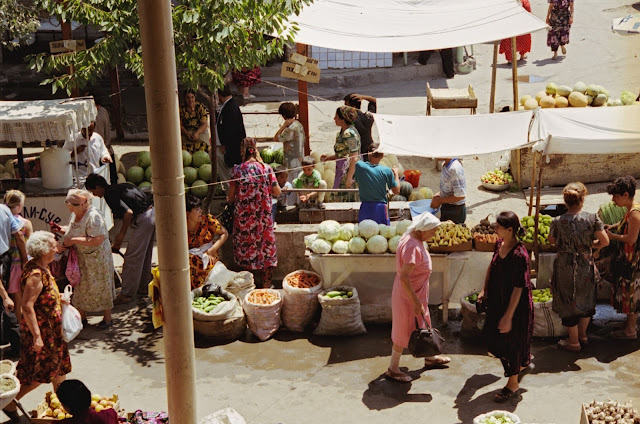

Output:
xmin=241 ymin=137 xmax=261 ymax=162
xmin=407 ymin=212 xmax=441 ymax=233
xmin=337 ymin=106 xmax=358 ymax=125
xmin=66 ymin=189 xmax=92 ymax=207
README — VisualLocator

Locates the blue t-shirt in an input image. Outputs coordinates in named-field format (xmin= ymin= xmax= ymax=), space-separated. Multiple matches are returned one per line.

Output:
xmin=354 ymin=161 xmax=397 ymax=203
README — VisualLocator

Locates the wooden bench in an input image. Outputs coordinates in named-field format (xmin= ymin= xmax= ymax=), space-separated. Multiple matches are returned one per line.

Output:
xmin=426 ymin=82 xmax=477 ymax=115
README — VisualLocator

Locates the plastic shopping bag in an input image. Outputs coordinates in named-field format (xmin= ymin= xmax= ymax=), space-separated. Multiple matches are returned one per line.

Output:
xmin=61 ymin=285 xmax=83 ymax=342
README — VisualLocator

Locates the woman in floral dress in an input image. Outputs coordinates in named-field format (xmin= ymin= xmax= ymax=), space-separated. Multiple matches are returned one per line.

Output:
xmin=4 ymin=231 xmax=71 ymax=421
xmin=186 ymin=194 xmax=228 ymax=290
xmin=546 ymin=0 xmax=574 ymax=60
xmin=59 ymin=189 xmax=115 ymax=329
xmin=179 ymin=88 xmax=210 ymax=153
xmin=605 ymin=176 xmax=640 ymax=340
xmin=228 ymin=138 xmax=281 ymax=288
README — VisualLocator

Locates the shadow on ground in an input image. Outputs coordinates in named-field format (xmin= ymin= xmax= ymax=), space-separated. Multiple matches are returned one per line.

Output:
xmin=362 ymin=368 xmax=433 ymax=411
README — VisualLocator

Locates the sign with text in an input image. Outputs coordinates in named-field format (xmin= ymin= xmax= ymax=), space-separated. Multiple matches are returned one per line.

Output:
xmin=280 ymin=53 xmax=320 ymax=84
xmin=49 ymin=39 xmax=86 ymax=53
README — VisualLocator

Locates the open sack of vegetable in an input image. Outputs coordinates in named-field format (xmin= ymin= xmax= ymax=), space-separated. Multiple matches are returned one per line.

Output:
xmin=204 ymin=261 xmax=255 ymax=305
xmin=281 ymin=270 xmax=323 ymax=332
xmin=460 ymin=290 xmax=486 ymax=339
xmin=531 ymin=288 xmax=567 ymax=338
xmin=314 ymin=286 xmax=366 ymax=336
xmin=191 ymin=284 xmax=246 ymax=340
xmin=243 ymin=289 xmax=282 ymax=341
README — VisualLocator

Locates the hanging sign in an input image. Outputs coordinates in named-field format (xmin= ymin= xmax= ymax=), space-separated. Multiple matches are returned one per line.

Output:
xmin=280 ymin=53 xmax=321 ymax=84
xmin=49 ymin=39 xmax=87 ymax=53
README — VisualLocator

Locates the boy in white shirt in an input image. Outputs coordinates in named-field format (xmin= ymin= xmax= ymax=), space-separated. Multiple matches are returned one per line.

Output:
xmin=63 ymin=121 xmax=112 ymax=183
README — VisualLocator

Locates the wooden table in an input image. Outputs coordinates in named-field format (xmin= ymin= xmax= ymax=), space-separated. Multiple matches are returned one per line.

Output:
xmin=426 ymin=82 xmax=477 ymax=115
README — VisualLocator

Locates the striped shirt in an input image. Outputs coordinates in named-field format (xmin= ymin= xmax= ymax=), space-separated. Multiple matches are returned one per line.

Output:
xmin=440 ymin=159 xmax=466 ymax=205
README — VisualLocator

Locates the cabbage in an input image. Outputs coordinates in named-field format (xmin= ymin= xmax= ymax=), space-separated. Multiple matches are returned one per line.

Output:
xmin=339 ymin=223 xmax=356 ymax=241
xmin=378 ymin=224 xmax=396 ymax=239
xmin=348 ymin=237 xmax=366 ymax=254
xmin=318 ymin=220 xmax=342 ymax=241
xmin=311 ymin=238 xmax=332 ymax=254
xmin=366 ymin=235 xmax=388 ymax=254
xmin=304 ymin=234 xmax=319 ymax=248
xmin=395 ymin=220 xmax=412 ymax=235
xmin=332 ymin=240 xmax=349 ymax=254
xmin=620 ymin=91 xmax=636 ymax=106
xmin=388 ymin=235 xmax=402 ymax=253
xmin=358 ymin=219 xmax=379 ymax=240
xmin=354 ymin=223 xmax=359 ymax=237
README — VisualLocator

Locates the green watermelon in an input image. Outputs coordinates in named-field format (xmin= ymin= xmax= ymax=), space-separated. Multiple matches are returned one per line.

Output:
xmin=182 ymin=150 xmax=192 ymax=167
xmin=272 ymin=148 xmax=284 ymax=165
xmin=260 ymin=148 xmax=274 ymax=164
xmin=144 ymin=166 xmax=152 ymax=182
xmin=192 ymin=151 xmax=211 ymax=168
xmin=191 ymin=180 xmax=208 ymax=198
xmin=137 ymin=151 xmax=151 ymax=168
xmin=399 ymin=181 xmax=413 ymax=198
xmin=390 ymin=195 xmax=407 ymax=202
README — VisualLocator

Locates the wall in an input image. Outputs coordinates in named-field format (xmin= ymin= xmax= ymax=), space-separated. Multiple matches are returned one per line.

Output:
xmin=310 ymin=47 xmax=392 ymax=70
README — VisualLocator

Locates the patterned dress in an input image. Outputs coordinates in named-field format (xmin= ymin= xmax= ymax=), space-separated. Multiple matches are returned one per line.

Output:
xmin=499 ymin=0 xmax=532 ymax=62
xmin=332 ymin=126 xmax=361 ymax=194
xmin=483 ymin=241 xmax=534 ymax=377
xmin=232 ymin=67 xmax=261 ymax=88
xmin=17 ymin=261 xmax=71 ymax=385
xmin=280 ymin=120 xmax=305 ymax=181
xmin=547 ymin=0 xmax=573 ymax=51
xmin=230 ymin=160 xmax=277 ymax=271
xmin=612 ymin=205 xmax=640 ymax=314
xmin=65 ymin=208 xmax=115 ymax=312
xmin=179 ymin=102 xmax=210 ymax=153
xmin=550 ymin=212 xmax=603 ymax=322
xmin=188 ymin=214 xmax=223 ymax=290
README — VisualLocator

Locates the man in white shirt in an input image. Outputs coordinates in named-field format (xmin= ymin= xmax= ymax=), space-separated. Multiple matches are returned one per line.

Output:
xmin=63 ymin=121 xmax=112 ymax=183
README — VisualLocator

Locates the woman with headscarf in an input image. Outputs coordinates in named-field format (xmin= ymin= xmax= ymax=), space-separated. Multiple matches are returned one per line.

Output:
xmin=322 ymin=106 xmax=361 ymax=194
xmin=227 ymin=138 xmax=281 ymax=288
xmin=385 ymin=212 xmax=450 ymax=383
xmin=57 ymin=189 xmax=115 ymax=329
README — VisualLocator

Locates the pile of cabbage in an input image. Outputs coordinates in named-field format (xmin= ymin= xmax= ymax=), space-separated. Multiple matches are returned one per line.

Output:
xmin=305 ymin=219 xmax=413 ymax=255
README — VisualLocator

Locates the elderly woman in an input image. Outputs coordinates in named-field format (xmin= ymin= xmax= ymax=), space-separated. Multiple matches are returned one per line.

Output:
xmin=322 ymin=106 xmax=361 ymax=192
xmin=274 ymin=102 xmax=305 ymax=183
xmin=186 ymin=194 xmax=228 ymax=290
xmin=228 ymin=138 xmax=281 ymax=288
xmin=57 ymin=189 xmax=115 ymax=329
xmin=548 ymin=182 xmax=609 ymax=351
xmin=605 ymin=176 xmax=640 ymax=340
xmin=3 ymin=231 xmax=71 ymax=421
xmin=385 ymin=212 xmax=450 ymax=383
xmin=179 ymin=88 xmax=210 ymax=153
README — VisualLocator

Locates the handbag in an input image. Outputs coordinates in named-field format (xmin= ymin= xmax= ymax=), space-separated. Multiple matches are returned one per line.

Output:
xmin=408 ymin=314 xmax=445 ymax=358
xmin=65 ymin=247 xmax=82 ymax=288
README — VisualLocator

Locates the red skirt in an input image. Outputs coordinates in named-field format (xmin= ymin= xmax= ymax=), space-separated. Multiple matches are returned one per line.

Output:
xmin=232 ymin=67 xmax=261 ymax=88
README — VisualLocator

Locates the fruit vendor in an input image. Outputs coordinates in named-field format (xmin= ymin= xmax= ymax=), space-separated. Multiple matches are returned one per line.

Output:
xmin=85 ymin=174 xmax=155 ymax=305
xmin=63 ymin=121 xmax=112 ymax=183
xmin=56 ymin=379 xmax=119 ymax=423
xmin=348 ymin=143 xmax=400 ymax=225
xmin=430 ymin=158 xmax=466 ymax=224
xmin=179 ymin=88 xmax=210 ymax=153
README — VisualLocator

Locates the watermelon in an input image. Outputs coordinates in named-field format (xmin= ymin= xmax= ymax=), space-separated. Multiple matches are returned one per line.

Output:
xmin=408 ymin=191 xmax=425 ymax=201
xmin=138 ymin=181 xmax=152 ymax=190
xmin=144 ymin=166 xmax=152 ymax=182
xmin=127 ymin=166 xmax=145 ymax=184
xmin=192 ymin=150 xmax=211 ymax=168
xmin=272 ymin=148 xmax=284 ymax=165
xmin=390 ymin=194 xmax=407 ymax=202
xmin=182 ymin=150 xmax=192 ymax=167
xmin=260 ymin=148 xmax=274 ymax=164
xmin=191 ymin=180 xmax=208 ymax=198
xmin=419 ymin=187 xmax=434 ymax=199
xmin=137 ymin=151 xmax=151 ymax=168
xmin=184 ymin=166 xmax=198 ymax=184
xmin=198 ymin=164 xmax=212 ymax=182
xmin=399 ymin=181 xmax=413 ymax=197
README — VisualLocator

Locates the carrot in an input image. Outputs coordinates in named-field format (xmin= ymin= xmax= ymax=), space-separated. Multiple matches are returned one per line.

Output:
xmin=287 ymin=272 xmax=320 ymax=289
xmin=247 ymin=289 xmax=279 ymax=305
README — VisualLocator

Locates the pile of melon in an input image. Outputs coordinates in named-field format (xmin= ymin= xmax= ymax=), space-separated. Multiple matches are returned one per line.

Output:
xmin=390 ymin=182 xmax=434 ymax=202
xmin=0 ymin=159 xmax=16 ymax=180
xmin=260 ymin=147 xmax=285 ymax=170
xmin=520 ymin=82 xmax=636 ymax=110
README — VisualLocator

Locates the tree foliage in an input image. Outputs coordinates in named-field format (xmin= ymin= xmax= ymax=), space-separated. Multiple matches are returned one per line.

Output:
xmin=0 ymin=0 xmax=40 ymax=50
xmin=29 ymin=0 xmax=310 ymax=95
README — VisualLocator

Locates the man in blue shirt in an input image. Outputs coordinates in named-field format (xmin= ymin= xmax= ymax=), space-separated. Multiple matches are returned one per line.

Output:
xmin=349 ymin=143 xmax=400 ymax=224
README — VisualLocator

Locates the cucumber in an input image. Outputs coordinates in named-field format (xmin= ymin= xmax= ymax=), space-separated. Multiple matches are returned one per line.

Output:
xmin=325 ymin=291 xmax=343 ymax=298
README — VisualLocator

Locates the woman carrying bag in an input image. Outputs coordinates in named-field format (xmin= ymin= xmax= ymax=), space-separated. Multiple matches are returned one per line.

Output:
xmin=385 ymin=212 xmax=450 ymax=383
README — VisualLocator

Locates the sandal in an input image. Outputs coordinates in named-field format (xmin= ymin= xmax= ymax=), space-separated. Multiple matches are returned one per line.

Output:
xmin=610 ymin=329 xmax=637 ymax=340
xmin=97 ymin=320 xmax=113 ymax=330
xmin=494 ymin=387 xmax=518 ymax=403
xmin=561 ymin=45 xmax=567 ymax=54
xmin=424 ymin=355 xmax=451 ymax=368
xmin=383 ymin=368 xmax=411 ymax=383
xmin=579 ymin=337 xmax=588 ymax=346
xmin=558 ymin=339 xmax=581 ymax=352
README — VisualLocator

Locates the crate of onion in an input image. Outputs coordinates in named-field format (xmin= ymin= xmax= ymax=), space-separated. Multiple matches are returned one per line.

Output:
xmin=580 ymin=400 xmax=640 ymax=424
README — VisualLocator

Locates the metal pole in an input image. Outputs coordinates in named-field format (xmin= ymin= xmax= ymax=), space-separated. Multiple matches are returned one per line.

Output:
xmin=510 ymin=37 xmax=521 ymax=185
xmin=137 ymin=1 xmax=197 ymax=422
xmin=296 ymin=43 xmax=311 ymax=155
xmin=489 ymin=41 xmax=498 ymax=113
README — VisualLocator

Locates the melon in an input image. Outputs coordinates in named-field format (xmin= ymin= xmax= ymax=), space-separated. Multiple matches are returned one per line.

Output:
xmin=380 ymin=158 xmax=393 ymax=168
xmin=138 ymin=181 xmax=152 ymax=189
xmin=556 ymin=85 xmax=572 ymax=97
xmin=192 ymin=150 xmax=211 ymax=168
xmin=573 ymin=81 xmax=587 ymax=94
xmin=182 ymin=150 xmax=192 ymax=167
xmin=387 ymin=154 xmax=400 ymax=167
xmin=4 ymin=160 xmax=15 ymax=177
xmin=191 ymin=180 xmax=208 ymax=198
xmin=555 ymin=96 xmax=569 ymax=108
xmin=408 ymin=191 xmax=425 ymax=201
xmin=546 ymin=82 xmax=558 ymax=95
xmin=116 ymin=160 xmax=126 ymax=175
xmin=419 ymin=187 xmax=434 ymax=199
xmin=137 ymin=151 xmax=151 ymax=168
xmin=399 ymin=181 xmax=413 ymax=197
xmin=184 ymin=166 xmax=198 ymax=184
xmin=586 ymin=84 xmax=600 ymax=97
xmin=586 ymin=95 xmax=594 ymax=105
xmin=323 ymin=170 xmax=335 ymax=186
xmin=198 ymin=164 xmax=212 ymax=182
xmin=539 ymin=96 xmax=556 ymax=109
xmin=310 ymin=151 xmax=321 ymax=163
xmin=524 ymin=98 xmax=539 ymax=110
xmin=0 ymin=173 xmax=13 ymax=179
xmin=592 ymin=94 xmax=607 ymax=107
xmin=568 ymin=91 xmax=588 ymax=107
xmin=117 ymin=173 xmax=126 ymax=184
xmin=315 ymin=162 xmax=324 ymax=175
xmin=127 ymin=165 xmax=145 ymax=184
xmin=390 ymin=194 xmax=407 ymax=202
xmin=272 ymin=148 xmax=284 ymax=165
xmin=144 ymin=166 xmax=152 ymax=182
xmin=520 ymin=95 xmax=532 ymax=106
xmin=535 ymin=91 xmax=547 ymax=104
xmin=324 ymin=160 xmax=336 ymax=173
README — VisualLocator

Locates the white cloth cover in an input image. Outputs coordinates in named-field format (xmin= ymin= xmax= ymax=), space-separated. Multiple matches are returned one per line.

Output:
xmin=0 ymin=98 xmax=97 ymax=146
xmin=375 ymin=111 xmax=535 ymax=158
xmin=284 ymin=0 xmax=548 ymax=52
xmin=532 ymin=105 xmax=640 ymax=154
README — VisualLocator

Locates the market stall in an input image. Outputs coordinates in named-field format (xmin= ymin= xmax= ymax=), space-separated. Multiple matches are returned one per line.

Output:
xmin=0 ymin=98 xmax=113 ymax=231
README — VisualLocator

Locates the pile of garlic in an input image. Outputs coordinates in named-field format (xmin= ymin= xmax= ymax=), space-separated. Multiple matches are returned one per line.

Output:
xmin=584 ymin=400 xmax=640 ymax=424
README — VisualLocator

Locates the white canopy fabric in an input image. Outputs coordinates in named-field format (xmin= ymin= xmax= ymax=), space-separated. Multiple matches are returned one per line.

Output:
xmin=533 ymin=105 xmax=640 ymax=154
xmin=0 ymin=99 xmax=97 ymax=146
xmin=375 ymin=111 xmax=536 ymax=158
xmin=286 ymin=0 xmax=548 ymax=52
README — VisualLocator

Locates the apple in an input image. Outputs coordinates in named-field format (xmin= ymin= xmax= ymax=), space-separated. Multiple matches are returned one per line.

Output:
xmin=91 ymin=394 xmax=101 ymax=402
xmin=95 ymin=405 xmax=104 ymax=413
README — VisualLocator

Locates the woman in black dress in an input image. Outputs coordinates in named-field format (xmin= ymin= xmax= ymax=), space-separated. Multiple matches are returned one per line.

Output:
xmin=478 ymin=211 xmax=534 ymax=403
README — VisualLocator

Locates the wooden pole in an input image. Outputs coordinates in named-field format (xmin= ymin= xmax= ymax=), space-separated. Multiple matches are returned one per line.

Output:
xmin=532 ymin=137 xmax=548 ymax=275
xmin=296 ymin=43 xmax=311 ymax=155
xmin=510 ymin=37 xmax=521 ymax=186
xmin=489 ymin=41 xmax=499 ymax=113
xmin=528 ymin=149 xmax=537 ymax=216
xmin=137 ymin=1 xmax=197 ymax=422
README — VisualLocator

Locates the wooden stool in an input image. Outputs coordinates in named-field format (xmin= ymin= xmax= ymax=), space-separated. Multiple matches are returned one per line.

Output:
xmin=426 ymin=83 xmax=477 ymax=115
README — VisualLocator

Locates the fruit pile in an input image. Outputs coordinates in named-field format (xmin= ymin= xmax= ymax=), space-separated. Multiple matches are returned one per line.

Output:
xmin=481 ymin=169 xmax=513 ymax=186
xmin=192 ymin=294 xmax=227 ymax=313
xmin=520 ymin=81 xmax=636 ymax=110
xmin=0 ymin=159 xmax=16 ymax=180
xmin=599 ymin=201 xmax=627 ymax=226
xmin=532 ymin=288 xmax=552 ymax=303
xmin=464 ymin=292 xmax=479 ymax=305
xmin=519 ymin=215 xmax=553 ymax=245
xmin=390 ymin=185 xmax=434 ymax=202
xmin=323 ymin=289 xmax=353 ymax=299
xmin=41 ymin=391 xmax=71 ymax=419
xmin=472 ymin=222 xmax=498 ymax=243
xmin=475 ymin=412 xmax=518 ymax=424
xmin=583 ymin=400 xmax=639 ymax=424
xmin=428 ymin=222 xmax=472 ymax=249
xmin=260 ymin=147 xmax=284 ymax=170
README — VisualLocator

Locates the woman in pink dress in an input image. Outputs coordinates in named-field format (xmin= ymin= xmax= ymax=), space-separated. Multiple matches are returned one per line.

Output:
xmin=385 ymin=213 xmax=451 ymax=383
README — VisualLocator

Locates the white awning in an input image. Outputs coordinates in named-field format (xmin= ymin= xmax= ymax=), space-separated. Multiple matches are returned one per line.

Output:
xmin=285 ymin=0 xmax=548 ymax=52
xmin=375 ymin=111 xmax=536 ymax=158
xmin=0 ymin=98 xmax=97 ymax=146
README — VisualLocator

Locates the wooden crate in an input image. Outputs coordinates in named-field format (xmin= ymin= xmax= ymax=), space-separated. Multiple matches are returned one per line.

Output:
xmin=429 ymin=240 xmax=472 ymax=253
xmin=512 ymin=147 xmax=640 ymax=189
xmin=31 ymin=392 xmax=120 ymax=422
xmin=580 ymin=403 xmax=590 ymax=424
xmin=473 ymin=239 xmax=497 ymax=252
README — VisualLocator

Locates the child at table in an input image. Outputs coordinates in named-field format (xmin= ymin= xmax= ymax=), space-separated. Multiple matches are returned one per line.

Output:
xmin=293 ymin=157 xmax=327 ymax=209
xmin=272 ymin=166 xmax=294 ymax=225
